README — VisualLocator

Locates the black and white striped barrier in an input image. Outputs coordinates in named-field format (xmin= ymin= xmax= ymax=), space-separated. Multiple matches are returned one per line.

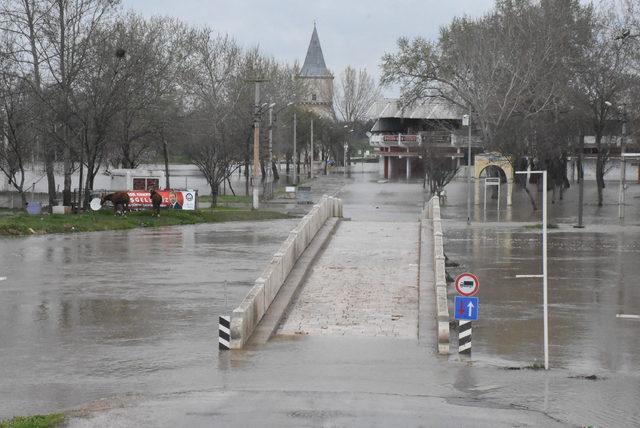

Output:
xmin=219 ymin=315 xmax=230 ymax=350
xmin=458 ymin=320 xmax=472 ymax=354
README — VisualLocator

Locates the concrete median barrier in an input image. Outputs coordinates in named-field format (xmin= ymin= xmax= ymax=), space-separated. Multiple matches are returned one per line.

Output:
xmin=420 ymin=196 xmax=450 ymax=354
xmin=229 ymin=195 xmax=343 ymax=349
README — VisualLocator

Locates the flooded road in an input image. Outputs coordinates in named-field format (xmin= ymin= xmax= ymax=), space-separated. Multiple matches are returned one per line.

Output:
xmin=2 ymin=166 xmax=639 ymax=426
xmin=0 ymin=220 xmax=296 ymax=418
xmin=442 ymin=178 xmax=640 ymax=373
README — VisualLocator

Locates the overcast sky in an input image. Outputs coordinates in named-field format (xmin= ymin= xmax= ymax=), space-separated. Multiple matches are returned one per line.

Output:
xmin=120 ymin=0 xmax=496 ymax=96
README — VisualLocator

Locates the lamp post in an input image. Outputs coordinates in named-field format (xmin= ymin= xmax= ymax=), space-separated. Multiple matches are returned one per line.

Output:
xmin=463 ymin=113 xmax=471 ymax=225
xmin=343 ymin=142 xmax=348 ymax=176
xmin=310 ymin=118 xmax=314 ymax=179
xmin=619 ymin=105 xmax=627 ymax=219
xmin=605 ymin=101 xmax=628 ymax=219
xmin=266 ymin=102 xmax=293 ymax=198
xmin=293 ymin=110 xmax=297 ymax=185
xmin=266 ymin=102 xmax=276 ymax=199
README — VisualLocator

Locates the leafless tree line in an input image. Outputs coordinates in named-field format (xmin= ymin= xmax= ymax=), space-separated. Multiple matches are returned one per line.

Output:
xmin=0 ymin=0 xmax=380 ymax=209
xmin=382 ymin=0 xmax=640 ymax=206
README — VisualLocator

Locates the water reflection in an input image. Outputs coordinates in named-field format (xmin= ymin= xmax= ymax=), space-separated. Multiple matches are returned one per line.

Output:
xmin=443 ymin=180 xmax=640 ymax=373
xmin=0 ymin=219 xmax=296 ymax=417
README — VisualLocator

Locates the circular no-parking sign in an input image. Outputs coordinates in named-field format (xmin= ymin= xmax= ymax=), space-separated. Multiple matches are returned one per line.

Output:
xmin=455 ymin=273 xmax=480 ymax=296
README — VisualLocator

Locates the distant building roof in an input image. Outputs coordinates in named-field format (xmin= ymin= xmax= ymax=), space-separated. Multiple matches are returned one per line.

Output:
xmin=366 ymin=98 xmax=463 ymax=121
xmin=299 ymin=25 xmax=332 ymax=78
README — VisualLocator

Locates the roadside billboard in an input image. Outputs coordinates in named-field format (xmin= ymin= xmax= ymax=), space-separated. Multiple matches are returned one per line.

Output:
xmin=126 ymin=190 xmax=197 ymax=210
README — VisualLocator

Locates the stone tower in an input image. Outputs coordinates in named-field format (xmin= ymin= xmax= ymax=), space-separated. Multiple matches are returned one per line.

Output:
xmin=296 ymin=24 xmax=334 ymax=119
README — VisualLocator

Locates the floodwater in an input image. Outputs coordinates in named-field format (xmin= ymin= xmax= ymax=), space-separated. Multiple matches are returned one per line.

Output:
xmin=0 ymin=220 xmax=296 ymax=418
xmin=1 ymin=165 xmax=639 ymax=427
xmin=442 ymin=178 xmax=640 ymax=373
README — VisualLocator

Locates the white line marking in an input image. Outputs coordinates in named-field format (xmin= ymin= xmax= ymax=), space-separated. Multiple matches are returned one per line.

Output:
xmin=0 ymin=277 xmax=6 ymax=281
xmin=516 ymin=274 xmax=544 ymax=278
xmin=616 ymin=314 xmax=640 ymax=319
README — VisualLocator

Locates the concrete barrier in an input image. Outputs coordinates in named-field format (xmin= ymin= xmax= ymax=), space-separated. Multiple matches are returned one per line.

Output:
xmin=422 ymin=196 xmax=450 ymax=354
xmin=230 ymin=195 xmax=343 ymax=349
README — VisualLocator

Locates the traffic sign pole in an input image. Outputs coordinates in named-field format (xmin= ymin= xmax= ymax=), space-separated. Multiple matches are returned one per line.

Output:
xmin=458 ymin=320 xmax=472 ymax=354
xmin=515 ymin=170 xmax=549 ymax=370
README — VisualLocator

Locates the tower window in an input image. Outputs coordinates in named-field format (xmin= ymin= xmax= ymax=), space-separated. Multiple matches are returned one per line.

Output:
xmin=311 ymin=94 xmax=317 ymax=101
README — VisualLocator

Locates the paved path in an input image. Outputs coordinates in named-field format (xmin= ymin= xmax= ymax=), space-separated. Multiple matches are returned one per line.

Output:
xmin=279 ymin=218 xmax=420 ymax=338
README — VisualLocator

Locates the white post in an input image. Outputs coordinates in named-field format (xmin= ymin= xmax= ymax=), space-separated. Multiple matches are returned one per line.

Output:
xmin=542 ymin=170 xmax=548 ymax=371
xmin=515 ymin=170 xmax=549 ymax=370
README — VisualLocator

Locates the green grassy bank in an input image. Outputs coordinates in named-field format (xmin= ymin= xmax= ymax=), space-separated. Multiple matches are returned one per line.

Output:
xmin=0 ymin=413 xmax=64 ymax=428
xmin=0 ymin=207 xmax=294 ymax=236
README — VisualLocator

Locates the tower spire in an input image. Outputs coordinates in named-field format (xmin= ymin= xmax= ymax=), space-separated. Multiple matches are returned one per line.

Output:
xmin=299 ymin=24 xmax=331 ymax=78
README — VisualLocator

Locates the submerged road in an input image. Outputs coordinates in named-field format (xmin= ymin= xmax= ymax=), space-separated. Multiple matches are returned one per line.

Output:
xmin=279 ymin=221 xmax=419 ymax=338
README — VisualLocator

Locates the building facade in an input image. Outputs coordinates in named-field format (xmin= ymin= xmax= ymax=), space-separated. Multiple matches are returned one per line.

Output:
xmin=366 ymin=98 xmax=480 ymax=179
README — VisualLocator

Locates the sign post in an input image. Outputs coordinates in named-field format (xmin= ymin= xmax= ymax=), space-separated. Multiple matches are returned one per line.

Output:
xmin=454 ymin=273 xmax=479 ymax=355
xmin=514 ymin=170 xmax=549 ymax=370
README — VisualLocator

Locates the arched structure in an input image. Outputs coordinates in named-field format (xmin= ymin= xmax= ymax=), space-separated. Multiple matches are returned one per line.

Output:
xmin=474 ymin=152 xmax=514 ymax=206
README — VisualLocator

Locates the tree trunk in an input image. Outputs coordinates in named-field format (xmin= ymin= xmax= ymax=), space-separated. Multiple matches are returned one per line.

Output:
xmin=577 ymin=137 xmax=584 ymax=227
xmin=596 ymin=154 xmax=605 ymax=206
xmin=244 ymin=158 xmax=249 ymax=195
xmin=272 ymin=160 xmax=279 ymax=181
xmin=44 ymin=144 xmax=56 ymax=210
xmin=210 ymin=185 xmax=218 ymax=209
xmin=62 ymin=139 xmax=72 ymax=206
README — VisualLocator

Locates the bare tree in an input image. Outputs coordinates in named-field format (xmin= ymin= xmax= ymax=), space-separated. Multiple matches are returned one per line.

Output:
xmin=0 ymin=69 xmax=35 ymax=208
xmin=334 ymin=66 xmax=380 ymax=124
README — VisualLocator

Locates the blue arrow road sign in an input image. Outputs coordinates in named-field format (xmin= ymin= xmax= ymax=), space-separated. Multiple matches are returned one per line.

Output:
xmin=454 ymin=296 xmax=479 ymax=321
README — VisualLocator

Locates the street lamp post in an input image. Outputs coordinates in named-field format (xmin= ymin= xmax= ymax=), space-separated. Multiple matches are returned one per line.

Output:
xmin=619 ymin=105 xmax=627 ymax=219
xmin=267 ymin=103 xmax=276 ymax=199
xmin=515 ymin=170 xmax=549 ymax=370
xmin=343 ymin=142 xmax=348 ymax=176
xmin=605 ymin=100 xmax=628 ymax=219
xmin=310 ymin=118 xmax=314 ymax=179
xmin=463 ymin=113 xmax=471 ymax=224
xmin=266 ymin=102 xmax=293 ymax=198
xmin=293 ymin=110 xmax=297 ymax=185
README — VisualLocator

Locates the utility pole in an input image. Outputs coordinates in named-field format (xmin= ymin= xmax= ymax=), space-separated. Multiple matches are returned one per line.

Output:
xmin=293 ymin=110 xmax=297 ymax=185
xmin=252 ymin=80 xmax=261 ymax=210
xmin=268 ymin=104 xmax=274 ymax=199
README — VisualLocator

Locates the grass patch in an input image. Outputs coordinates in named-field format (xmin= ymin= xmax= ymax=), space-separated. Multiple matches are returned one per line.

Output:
xmin=0 ymin=208 xmax=294 ymax=236
xmin=0 ymin=413 xmax=64 ymax=428
xmin=523 ymin=223 xmax=559 ymax=229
